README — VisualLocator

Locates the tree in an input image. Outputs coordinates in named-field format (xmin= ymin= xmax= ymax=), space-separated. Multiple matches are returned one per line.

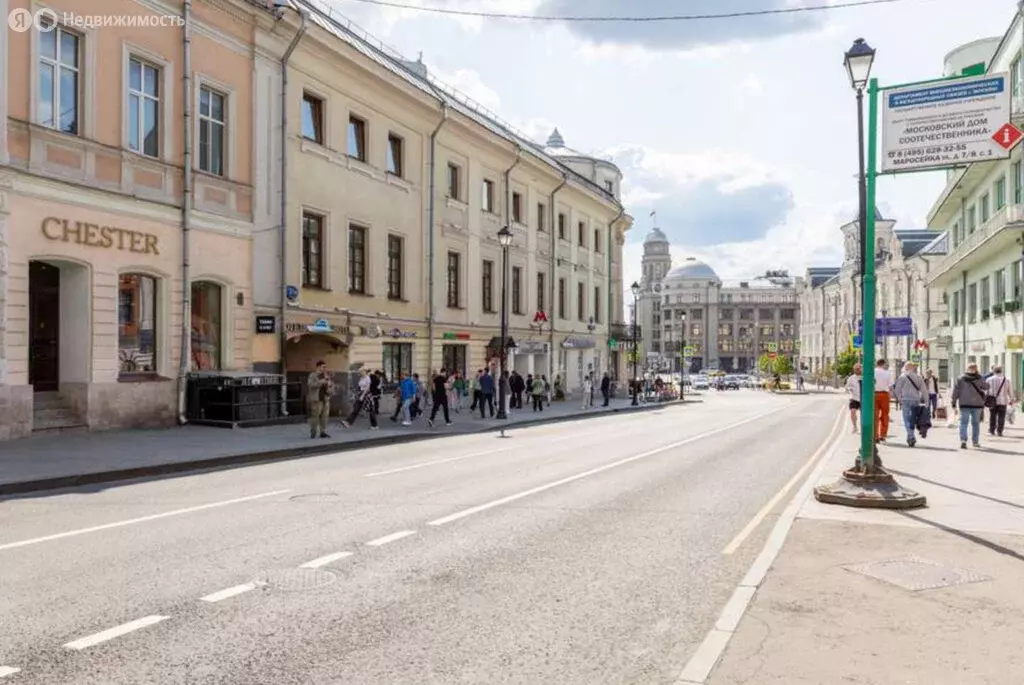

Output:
xmin=835 ymin=349 xmax=860 ymax=379
xmin=758 ymin=354 xmax=794 ymax=377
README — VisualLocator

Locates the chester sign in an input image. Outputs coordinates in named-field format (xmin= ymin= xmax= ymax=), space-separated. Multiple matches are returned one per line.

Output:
xmin=41 ymin=216 xmax=160 ymax=255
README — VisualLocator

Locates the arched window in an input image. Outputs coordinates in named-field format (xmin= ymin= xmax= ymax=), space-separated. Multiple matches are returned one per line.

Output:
xmin=191 ymin=281 xmax=223 ymax=370
xmin=119 ymin=273 xmax=158 ymax=377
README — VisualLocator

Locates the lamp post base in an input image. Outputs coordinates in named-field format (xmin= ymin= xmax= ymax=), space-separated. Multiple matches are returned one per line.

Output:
xmin=813 ymin=463 xmax=926 ymax=509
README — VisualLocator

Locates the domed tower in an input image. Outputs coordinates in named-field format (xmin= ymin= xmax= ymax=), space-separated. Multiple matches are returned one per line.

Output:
xmin=543 ymin=128 xmax=622 ymax=200
xmin=660 ymin=257 xmax=723 ymax=373
xmin=636 ymin=224 xmax=672 ymax=368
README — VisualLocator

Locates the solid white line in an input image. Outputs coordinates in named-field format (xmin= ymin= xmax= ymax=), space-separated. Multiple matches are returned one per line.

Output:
xmin=366 ymin=530 xmax=416 ymax=547
xmin=427 ymin=406 xmax=790 ymax=527
xmin=299 ymin=551 xmax=353 ymax=569
xmin=200 ymin=582 xmax=262 ymax=603
xmin=0 ymin=490 xmax=290 ymax=552
xmin=0 ymin=666 xmax=21 ymax=678
xmin=721 ymin=406 xmax=845 ymax=555
xmin=64 ymin=615 xmax=169 ymax=651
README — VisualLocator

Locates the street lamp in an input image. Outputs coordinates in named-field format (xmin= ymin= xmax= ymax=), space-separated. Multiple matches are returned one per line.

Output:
xmin=631 ymin=281 xmax=640 ymax=406
xmin=680 ymin=312 xmax=687 ymax=399
xmin=847 ymin=38 xmax=875 ymax=317
xmin=496 ymin=225 xmax=513 ymax=420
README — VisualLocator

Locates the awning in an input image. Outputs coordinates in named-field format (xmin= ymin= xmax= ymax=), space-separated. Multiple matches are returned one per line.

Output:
xmin=487 ymin=336 xmax=517 ymax=349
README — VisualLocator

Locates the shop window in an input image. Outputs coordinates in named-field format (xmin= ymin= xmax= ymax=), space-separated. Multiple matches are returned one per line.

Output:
xmin=118 ymin=273 xmax=158 ymax=376
xmin=127 ymin=56 xmax=161 ymax=157
xmin=198 ymin=86 xmax=226 ymax=176
xmin=382 ymin=342 xmax=412 ymax=382
xmin=38 ymin=17 xmax=80 ymax=135
xmin=191 ymin=281 xmax=222 ymax=370
xmin=442 ymin=344 xmax=467 ymax=379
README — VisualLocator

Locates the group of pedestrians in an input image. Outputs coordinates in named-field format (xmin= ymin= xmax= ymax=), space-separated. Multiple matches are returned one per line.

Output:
xmin=845 ymin=358 xmax=1015 ymax=449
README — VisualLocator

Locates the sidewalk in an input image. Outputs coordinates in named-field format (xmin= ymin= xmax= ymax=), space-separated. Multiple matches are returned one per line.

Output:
xmin=705 ymin=408 xmax=1024 ymax=684
xmin=0 ymin=395 xmax=693 ymax=495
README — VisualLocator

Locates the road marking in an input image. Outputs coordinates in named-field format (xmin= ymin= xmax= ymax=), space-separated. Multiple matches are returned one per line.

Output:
xmin=675 ymin=406 xmax=846 ymax=684
xmin=64 ymin=615 xmax=169 ymax=651
xmin=366 ymin=530 xmax=416 ymax=547
xmin=427 ymin=406 xmax=790 ymax=527
xmin=200 ymin=582 xmax=263 ymax=603
xmin=721 ymin=405 xmax=846 ymax=555
xmin=0 ymin=667 xmax=21 ymax=678
xmin=300 ymin=551 xmax=353 ymax=569
xmin=0 ymin=490 xmax=290 ymax=552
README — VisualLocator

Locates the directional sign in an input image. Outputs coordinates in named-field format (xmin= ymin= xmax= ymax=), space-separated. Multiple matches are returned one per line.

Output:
xmin=881 ymin=73 xmax=1011 ymax=173
xmin=993 ymin=122 xmax=1024 ymax=150
xmin=851 ymin=335 xmax=863 ymax=350
xmin=858 ymin=317 xmax=914 ymax=337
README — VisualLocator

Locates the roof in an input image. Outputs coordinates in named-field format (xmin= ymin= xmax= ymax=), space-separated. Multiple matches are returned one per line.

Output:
xmin=664 ymin=258 xmax=720 ymax=284
xmin=895 ymin=229 xmax=943 ymax=258
xmin=296 ymin=0 xmax=617 ymax=206
xmin=644 ymin=227 xmax=668 ymax=244
xmin=917 ymin=232 xmax=950 ymax=256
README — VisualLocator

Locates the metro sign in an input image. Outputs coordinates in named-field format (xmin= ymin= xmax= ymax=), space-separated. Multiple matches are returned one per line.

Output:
xmin=992 ymin=123 xmax=1023 ymax=150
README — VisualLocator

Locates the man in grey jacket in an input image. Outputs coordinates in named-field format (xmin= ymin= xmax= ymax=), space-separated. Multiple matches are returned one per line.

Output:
xmin=987 ymin=366 xmax=1013 ymax=437
xmin=951 ymin=362 xmax=987 ymax=449
xmin=893 ymin=361 xmax=928 ymax=446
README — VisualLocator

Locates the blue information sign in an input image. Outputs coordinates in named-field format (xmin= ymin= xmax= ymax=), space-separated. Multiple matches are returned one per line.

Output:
xmin=857 ymin=317 xmax=913 ymax=338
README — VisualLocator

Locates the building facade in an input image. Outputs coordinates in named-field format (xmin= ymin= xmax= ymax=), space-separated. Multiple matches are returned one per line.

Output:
xmin=252 ymin=3 xmax=631 ymax=404
xmin=0 ymin=0 xmax=260 ymax=438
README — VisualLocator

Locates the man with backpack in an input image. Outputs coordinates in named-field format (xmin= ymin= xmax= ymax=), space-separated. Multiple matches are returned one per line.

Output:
xmin=951 ymin=362 xmax=987 ymax=449
xmin=986 ymin=366 xmax=1013 ymax=437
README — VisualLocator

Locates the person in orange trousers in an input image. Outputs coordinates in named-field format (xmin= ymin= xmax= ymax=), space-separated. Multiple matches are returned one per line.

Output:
xmin=873 ymin=359 xmax=893 ymax=441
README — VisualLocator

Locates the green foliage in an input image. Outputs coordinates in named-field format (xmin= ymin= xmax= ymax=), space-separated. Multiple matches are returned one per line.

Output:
xmin=758 ymin=354 xmax=795 ymax=377
xmin=835 ymin=348 xmax=860 ymax=379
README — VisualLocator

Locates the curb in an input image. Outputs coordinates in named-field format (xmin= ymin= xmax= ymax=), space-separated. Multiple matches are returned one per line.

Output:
xmin=0 ymin=399 xmax=700 ymax=497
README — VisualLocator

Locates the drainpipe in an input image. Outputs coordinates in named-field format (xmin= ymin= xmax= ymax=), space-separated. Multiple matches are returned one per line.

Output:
xmin=177 ymin=0 xmax=193 ymax=425
xmin=606 ymin=206 xmax=624 ymax=371
xmin=549 ymin=172 xmax=568 ymax=381
xmin=426 ymin=105 xmax=449 ymax=374
xmin=277 ymin=4 xmax=308 ymax=415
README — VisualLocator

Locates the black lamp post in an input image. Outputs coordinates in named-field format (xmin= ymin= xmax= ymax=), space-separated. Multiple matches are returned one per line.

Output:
xmin=630 ymin=281 xmax=640 ymax=405
xmin=680 ymin=312 xmax=687 ymax=399
xmin=496 ymin=225 xmax=513 ymax=419
xmin=846 ymin=37 xmax=876 ymax=320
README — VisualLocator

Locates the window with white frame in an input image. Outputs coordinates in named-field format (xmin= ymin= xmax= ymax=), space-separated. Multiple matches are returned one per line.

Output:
xmin=38 ymin=18 xmax=80 ymax=135
xmin=198 ymin=86 xmax=225 ymax=175
xmin=128 ymin=57 xmax=161 ymax=157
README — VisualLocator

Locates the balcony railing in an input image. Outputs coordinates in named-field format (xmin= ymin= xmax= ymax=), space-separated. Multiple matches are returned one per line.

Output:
xmin=932 ymin=204 xmax=1024 ymax=281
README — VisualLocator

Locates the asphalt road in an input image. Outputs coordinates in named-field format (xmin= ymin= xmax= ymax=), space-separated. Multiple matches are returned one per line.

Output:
xmin=0 ymin=390 xmax=842 ymax=684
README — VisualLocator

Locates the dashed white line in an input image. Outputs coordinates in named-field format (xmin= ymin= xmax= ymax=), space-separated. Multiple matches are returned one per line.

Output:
xmin=0 ymin=490 xmax=291 ymax=552
xmin=300 ymin=551 xmax=353 ymax=569
xmin=0 ymin=666 xmax=21 ymax=678
xmin=427 ymin=407 xmax=789 ymax=527
xmin=199 ymin=582 xmax=263 ymax=603
xmin=64 ymin=615 xmax=169 ymax=650
xmin=366 ymin=530 xmax=416 ymax=547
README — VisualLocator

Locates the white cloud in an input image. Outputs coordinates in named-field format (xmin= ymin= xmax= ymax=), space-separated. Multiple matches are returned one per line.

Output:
xmin=428 ymin=65 xmax=504 ymax=113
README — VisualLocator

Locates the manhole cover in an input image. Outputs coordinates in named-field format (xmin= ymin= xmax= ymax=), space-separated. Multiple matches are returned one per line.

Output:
xmin=253 ymin=568 xmax=339 ymax=591
xmin=844 ymin=556 xmax=990 ymax=591
xmin=289 ymin=492 xmax=340 ymax=503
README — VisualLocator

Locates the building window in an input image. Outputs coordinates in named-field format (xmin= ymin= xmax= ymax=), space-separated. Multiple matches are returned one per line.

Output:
xmin=951 ymin=290 xmax=960 ymax=325
xmin=577 ymin=282 xmax=585 ymax=322
xmin=301 ymin=212 xmax=323 ymax=288
xmin=512 ymin=192 xmax=523 ymax=223
xmin=996 ymin=268 xmax=1007 ymax=304
xmin=482 ymin=179 xmax=495 ymax=213
xmin=511 ymin=266 xmax=523 ymax=314
xmin=347 ymin=115 xmax=366 ymax=161
xmin=118 ymin=273 xmax=158 ymax=376
xmin=386 ymin=133 xmax=403 ymax=177
xmin=558 ymin=278 xmax=566 ymax=319
xmin=760 ymin=324 xmax=775 ymax=336
xmin=604 ymin=179 xmax=614 ymax=193
xmin=558 ymin=213 xmax=566 ymax=240
xmin=447 ymin=252 xmax=460 ymax=308
xmin=593 ymin=286 xmax=601 ymax=323
xmin=951 ymin=221 xmax=961 ymax=248
xmin=387 ymin=234 xmax=403 ymax=300
xmin=198 ymin=86 xmax=226 ymax=176
xmin=981 ymin=276 xmax=991 ymax=315
xmin=740 ymin=308 xmax=754 ymax=321
xmin=593 ymin=229 xmax=601 ymax=253
xmin=537 ymin=203 xmax=546 ymax=232
xmin=720 ymin=339 xmax=735 ymax=353
xmin=691 ymin=309 xmax=703 ymax=321
xmin=348 ymin=224 xmax=367 ymax=294
xmin=442 ymin=344 xmax=467 ymax=379
xmin=720 ymin=308 xmax=734 ymax=320
xmin=691 ymin=323 xmax=702 ymax=337
xmin=38 ymin=18 xmax=79 ymax=135
xmin=759 ymin=308 xmax=773 ymax=320
xmin=382 ymin=342 xmax=413 ymax=382
xmin=780 ymin=308 xmax=796 ymax=320
xmin=482 ymin=260 xmax=495 ymax=312
xmin=578 ymin=221 xmax=586 ymax=247
xmin=301 ymin=91 xmax=323 ymax=143
xmin=967 ymin=205 xmax=977 ymax=233
xmin=537 ymin=272 xmax=546 ymax=313
xmin=719 ymin=323 xmax=733 ymax=336
xmin=1013 ymin=55 xmax=1022 ymax=98
xmin=1013 ymin=260 xmax=1022 ymax=300
xmin=980 ymin=193 xmax=991 ymax=223
xmin=1015 ymin=162 xmax=1023 ymax=204
xmin=447 ymin=163 xmax=461 ymax=200
xmin=996 ymin=176 xmax=1007 ymax=210
xmin=968 ymin=282 xmax=977 ymax=323
xmin=128 ymin=57 xmax=160 ymax=157
xmin=191 ymin=281 xmax=222 ymax=370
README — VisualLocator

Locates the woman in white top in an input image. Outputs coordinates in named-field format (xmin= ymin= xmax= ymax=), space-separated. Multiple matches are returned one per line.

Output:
xmin=845 ymin=363 xmax=863 ymax=433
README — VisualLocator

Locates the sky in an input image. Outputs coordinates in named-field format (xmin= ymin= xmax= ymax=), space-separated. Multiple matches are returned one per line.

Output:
xmin=322 ymin=0 xmax=1020 ymax=289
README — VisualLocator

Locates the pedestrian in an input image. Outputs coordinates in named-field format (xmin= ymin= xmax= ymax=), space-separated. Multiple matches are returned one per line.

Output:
xmin=531 ymin=374 xmax=545 ymax=412
xmin=845 ymin=363 xmax=862 ymax=433
xmin=370 ymin=369 xmax=383 ymax=415
xmin=453 ymin=372 xmax=466 ymax=413
xmin=986 ymin=365 xmax=1012 ymax=437
xmin=601 ymin=372 xmax=611 ymax=407
xmin=389 ymin=377 xmax=404 ymax=423
xmin=342 ymin=368 xmax=378 ymax=430
xmin=469 ymin=370 xmax=482 ymax=412
xmin=411 ymin=373 xmax=425 ymax=420
xmin=510 ymin=371 xmax=525 ymax=409
xmin=428 ymin=368 xmax=452 ymax=427
xmin=306 ymin=360 xmax=334 ymax=439
xmin=478 ymin=369 xmax=495 ymax=418
xmin=543 ymin=375 xmax=551 ymax=405
xmin=499 ymin=370 xmax=511 ymax=414
xmin=924 ymin=368 xmax=940 ymax=418
xmin=398 ymin=371 xmax=417 ymax=426
xmin=873 ymin=359 xmax=893 ymax=442
xmin=894 ymin=361 xmax=928 ymax=447
xmin=581 ymin=373 xmax=593 ymax=410
xmin=951 ymin=362 xmax=987 ymax=449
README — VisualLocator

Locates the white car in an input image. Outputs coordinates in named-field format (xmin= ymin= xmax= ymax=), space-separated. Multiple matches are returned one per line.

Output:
xmin=692 ymin=376 xmax=710 ymax=390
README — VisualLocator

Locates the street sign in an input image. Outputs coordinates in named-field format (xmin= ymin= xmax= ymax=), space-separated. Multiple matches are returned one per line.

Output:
xmin=767 ymin=342 xmax=778 ymax=353
xmin=858 ymin=317 xmax=913 ymax=337
xmin=881 ymin=72 xmax=1011 ymax=173
xmin=851 ymin=335 xmax=863 ymax=349
xmin=683 ymin=345 xmax=696 ymax=356
xmin=992 ymin=122 xmax=1024 ymax=150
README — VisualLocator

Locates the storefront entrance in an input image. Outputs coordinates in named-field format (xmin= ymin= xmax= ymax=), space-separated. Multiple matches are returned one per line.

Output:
xmin=29 ymin=261 xmax=61 ymax=392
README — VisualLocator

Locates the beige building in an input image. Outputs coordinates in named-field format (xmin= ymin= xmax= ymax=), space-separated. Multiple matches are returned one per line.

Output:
xmin=253 ymin=3 xmax=631 ymax=400
xmin=0 ymin=0 xmax=260 ymax=438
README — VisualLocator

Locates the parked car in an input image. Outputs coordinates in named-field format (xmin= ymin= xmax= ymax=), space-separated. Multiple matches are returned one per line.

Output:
xmin=722 ymin=375 xmax=741 ymax=390
xmin=692 ymin=376 xmax=710 ymax=390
